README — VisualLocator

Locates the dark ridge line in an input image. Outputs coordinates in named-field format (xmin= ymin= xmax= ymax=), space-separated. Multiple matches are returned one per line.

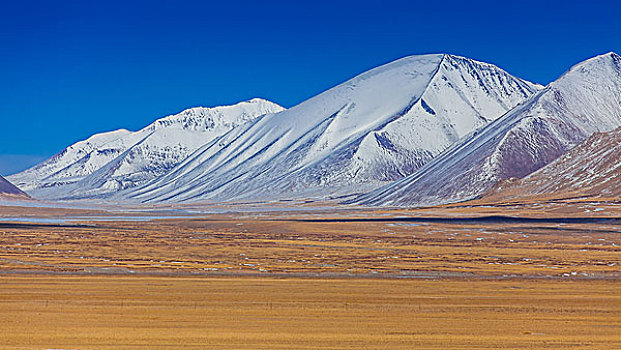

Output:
xmin=0 ymin=269 xmax=618 ymax=281
xmin=0 ymin=222 xmax=100 ymax=229
xmin=292 ymin=215 xmax=621 ymax=224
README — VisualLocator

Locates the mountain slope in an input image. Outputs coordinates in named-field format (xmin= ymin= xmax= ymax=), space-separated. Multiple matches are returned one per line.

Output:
xmin=486 ymin=126 xmax=621 ymax=200
xmin=127 ymin=53 xmax=540 ymax=203
xmin=8 ymin=98 xmax=284 ymax=199
xmin=0 ymin=175 xmax=29 ymax=199
xmin=356 ymin=52 xmax=621 ymax=206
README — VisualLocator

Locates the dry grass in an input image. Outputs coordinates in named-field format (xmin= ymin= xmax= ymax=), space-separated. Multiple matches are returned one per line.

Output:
xmin=0 ymin=210 xmax=619 ymax=278
xmin=0 ymin=275 xmax=619 ymax=349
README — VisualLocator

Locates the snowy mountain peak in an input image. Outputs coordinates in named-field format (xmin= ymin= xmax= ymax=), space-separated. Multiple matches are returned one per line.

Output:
xmin=442 ymin=53 xmax=543 ymax=90
xmin=554 ymin=51 xmax=621 ymax=83
xmin=9 ymin=98 xmax=284 ymax=198
xmin=163 ymin=98 xmax=282 ymax=118
xmin=246 ymin=97 xmax=277 ymax=104
xmin=149 ymin=99 xmax=284 ymax=132
xmin=70 ymin=128 xmax=131 ymax=149
xmin=573 ymin=51 xmax=620 ymax=67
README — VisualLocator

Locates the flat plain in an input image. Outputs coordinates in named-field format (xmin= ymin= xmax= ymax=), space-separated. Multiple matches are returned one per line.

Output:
xmin=1 ymin=275 xmax=620 ymax=349
xmin=0 ymin=198 xmax=619 ymax=349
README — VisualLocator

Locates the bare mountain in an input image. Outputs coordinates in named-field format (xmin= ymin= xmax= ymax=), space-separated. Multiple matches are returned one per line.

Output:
xmin=486 ymin=126 xmax=621 ymax=200
xmin=0 ymin=175 xmax=29 ymax=199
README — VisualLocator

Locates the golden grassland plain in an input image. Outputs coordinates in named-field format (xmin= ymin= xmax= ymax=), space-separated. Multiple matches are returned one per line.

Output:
xmin=0 ymin=198 xmax=619 ymax=349
xmin=1 ymin=275 xmax=619 ymax=349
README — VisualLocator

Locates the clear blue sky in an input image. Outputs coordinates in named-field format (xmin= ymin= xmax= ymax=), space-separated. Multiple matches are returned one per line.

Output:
xmin=1 ymin=0 xmax=620 ymax=175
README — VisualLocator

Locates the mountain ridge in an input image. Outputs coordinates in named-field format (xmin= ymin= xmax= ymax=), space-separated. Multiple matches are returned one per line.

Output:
xmin=355 ymin=52 xmax=621 ymax=206
xmin=125 ymin=53 xmax=541 ymax=203
xmin=9 ymin=98 xmax=284 ymax=199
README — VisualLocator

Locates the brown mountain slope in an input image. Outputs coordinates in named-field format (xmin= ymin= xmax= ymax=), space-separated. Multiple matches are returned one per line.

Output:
xmin=486 ymin=126 xmax=621 ymax=200
xmin=0 ymin=175 xmax=30 ymax=199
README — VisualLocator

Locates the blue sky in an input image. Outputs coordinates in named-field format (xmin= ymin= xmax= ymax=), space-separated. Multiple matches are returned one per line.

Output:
xmin=1 ymin=0 xmax=620 ymax=175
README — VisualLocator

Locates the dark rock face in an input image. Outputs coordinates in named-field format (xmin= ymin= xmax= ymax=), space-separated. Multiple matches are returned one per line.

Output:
xmin=487 ymin=126 xmax=621 ymax=199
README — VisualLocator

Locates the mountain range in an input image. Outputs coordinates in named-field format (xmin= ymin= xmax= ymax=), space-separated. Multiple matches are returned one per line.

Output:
xmin=126 ymin=54 xmax=539 ymax=202
xmin=9 ymin=98 xmax=283 ymax=199
xmin=7 ymin=52 xmax=620 ymax=205
xmin=356 ymin=52 xmax=621 ymax=206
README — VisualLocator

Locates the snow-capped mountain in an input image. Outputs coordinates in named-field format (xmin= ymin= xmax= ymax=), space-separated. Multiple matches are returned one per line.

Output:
xmin=0 ymin=175 xmax=29 ymax=199
xmin=8 ymin=98 xmax=284 ymax=199
xmin=356 ymin=52 xmax=621 ymax=206
xmin=487 ymin=126 xmax=621 ymax=200
xmin=127 ymin=53 xmax=540 ymax=203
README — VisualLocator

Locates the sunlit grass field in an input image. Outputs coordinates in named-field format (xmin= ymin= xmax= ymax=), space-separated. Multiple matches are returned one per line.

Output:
xmin=1 ymin=275 xmax=619 ymax=349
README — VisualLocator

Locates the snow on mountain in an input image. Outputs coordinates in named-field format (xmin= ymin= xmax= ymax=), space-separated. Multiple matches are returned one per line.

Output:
xmin=0 ymin=175 xmax=29 ymax=199
xmin=8 ymin=98 xmax=284 ymax=199
xmin=486 ymin=126 xmax=621 ymax=200
xmin=356 ymin=52 xmax=621 ymax=206
xmin=127 ymin=53 xmax=540 ymax=203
